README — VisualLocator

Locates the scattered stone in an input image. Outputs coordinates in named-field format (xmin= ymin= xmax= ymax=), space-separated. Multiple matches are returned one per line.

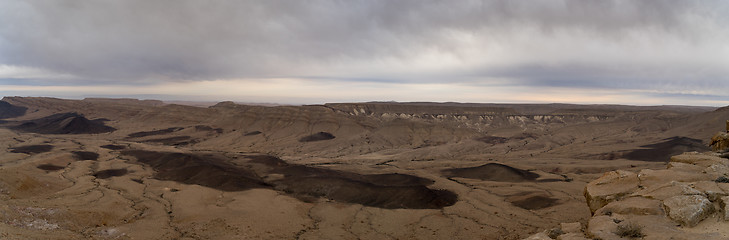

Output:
xmin=584 ymin=170 xmax=640 ymax=213
xmin=662 ymin=195 xmax=714 ymax=227
xmin=547 ymin=228 xmax=564 ymax=238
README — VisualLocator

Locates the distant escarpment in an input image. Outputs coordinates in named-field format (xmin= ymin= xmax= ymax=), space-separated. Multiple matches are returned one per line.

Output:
xmin=11 ymin=112 xmax=116 ymax=134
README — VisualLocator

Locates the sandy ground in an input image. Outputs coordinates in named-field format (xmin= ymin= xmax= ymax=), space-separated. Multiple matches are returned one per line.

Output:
xmin=0 ymin=97 xmax=725 ymax=239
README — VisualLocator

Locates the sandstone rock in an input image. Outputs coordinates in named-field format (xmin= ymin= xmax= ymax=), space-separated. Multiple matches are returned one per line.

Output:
xmin=703 ymin=163 xmax=729 ymax=179
xmin=586 ymin=215 xmax=622 ymax=240
xmin=662 ymin=195 xmax=714 ymax=227
xmin=523 ymin=231 xmax=552 ymax=240
xmin=711 ymin=131 xmax=729 ymax=152
xmin=721 ymin=196 xmax=729 ymax=221
xmin=584 ymin=170 xmax=639 ymax=213
xmin=557 ymin=233 xmax=588 ymax=240
xmin=631 ymin=181 xmax=703 ymax=200
xmin=560 ymin=222 xmax=582 ymax=233
xmin=717 ymin=182 xmax=729 ymax=193
xmin=637 ymin=169 xmax=712 ymax=188
xmin=667 ymin=162 xmax=705 ymax=172
xmin=691 ymin=181 xmax=728 ymax=201
xmin=671 ymin=153 xmax=728 ymax=168
xmin=595 ymin=197 xmax=664 ymax=216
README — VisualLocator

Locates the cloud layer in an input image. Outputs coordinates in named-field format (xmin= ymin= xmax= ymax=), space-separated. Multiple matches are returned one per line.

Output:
xmin=1 ymin=0 xmax=728 ymax=105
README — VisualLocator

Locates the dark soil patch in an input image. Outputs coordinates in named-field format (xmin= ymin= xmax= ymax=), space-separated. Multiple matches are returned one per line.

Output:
xmin=100 ymin=144 xmax=126 ymax=150
xmin=120 ymin=150 xmax=268 ymax=191
xmin=443 ymin=163 xmax=539 ymax=182
xmin=623 ymin=137 xmax=709 ymax=162
xmin=244 ymin=131 xmax=262 ymax=136
xmin=36 ymin=164 xmax=65 ymax=171
xmin=12 ymin=113 xmax=115 ymax=134
xmin=119 ymin=150 xmax=457 ymax=209
xmin=72 ymin=151 xmax=99 ymax=160
xmin=476 ymin=136 xmax=508 ymax=145
xmin=0 ymin=101 xmax=27 ymax=119
xmin=275 ymin=177 xmax=456 ymax=209
xmin=246 ymin=155 xmax=455 ymax=209
xmin=195 ymin=125 xmax=223 ymax=133
xmin=142 ymin=136 xmax=194 ymax=146
xmin=127 ymin=127 xmax=184 ymax=138
xmin=93 ymin=169 xmax=128 ymax=179
xmin=359 ymin=173 xmax=435 ymax=187
xmin=509 ymin=195 xmax=559 ymax=210
xmin=299 ymin=132 xmax=335 ymax=142
xmin=10 ymin=145 xmax=54 ymax=154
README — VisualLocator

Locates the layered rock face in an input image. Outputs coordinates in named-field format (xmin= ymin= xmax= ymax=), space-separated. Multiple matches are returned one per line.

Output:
xmin=710 ymin=121 xmax=729 ymax=152
xmin=527 ymin=151 xmax=729 ymax=239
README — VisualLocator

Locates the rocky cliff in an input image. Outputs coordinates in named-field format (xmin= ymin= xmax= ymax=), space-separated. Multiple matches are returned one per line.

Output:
xmin=526 ymin=135 xmax=729 ymax=239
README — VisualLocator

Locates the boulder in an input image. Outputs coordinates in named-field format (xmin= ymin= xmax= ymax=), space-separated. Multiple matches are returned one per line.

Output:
xmin=711 ymin=131 xmax=729 ymax=152
xmin=631 ymin=181 xmax=703 ymax=200
xmin=703 ymin=163 xmax=729 ymax=179
xmin=691 ymin=181 xmax=728 ymax=201
xmin=670 ymin=153 xmax=728 ymax=168
xmin=662 ymin=195 xmax=714 ymax=227
xmin=584 ymin=170 xmax=640 ymax=213
xmin=595 ymin=197 xmax=664 ymax=216
xmin=586 ymin=215 xmax=628 ymax=240
xmin=721 ymin=196 xmax=729 ymax=221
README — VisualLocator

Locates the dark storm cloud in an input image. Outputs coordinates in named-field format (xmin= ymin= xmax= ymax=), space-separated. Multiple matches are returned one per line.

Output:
xmin=0 ymin=0 xmax=727 ymax=93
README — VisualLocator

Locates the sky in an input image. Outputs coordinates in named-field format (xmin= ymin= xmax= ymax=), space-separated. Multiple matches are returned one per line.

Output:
xmin=1 ymin=0 xmax=728 ymax=106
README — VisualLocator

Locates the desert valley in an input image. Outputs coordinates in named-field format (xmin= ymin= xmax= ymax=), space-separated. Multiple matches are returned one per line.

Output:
xmin=0 ymin=97 xmax=727 ymax=239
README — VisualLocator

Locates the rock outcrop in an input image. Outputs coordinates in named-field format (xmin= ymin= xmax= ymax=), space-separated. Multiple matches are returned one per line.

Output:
xmin=710 ymin=120 xmax=729 ymax=152
xmin=527 ymin=149 xmax=729 ymax=239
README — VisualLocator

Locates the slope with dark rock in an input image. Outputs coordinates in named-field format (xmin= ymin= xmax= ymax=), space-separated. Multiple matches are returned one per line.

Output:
xmin=9 ymin=145 xmax=54 ymax=154
xmin=11 ymin=113 xmax=116 ymax=134
xmin=299 ymin=132 xmax=336 ymax=142
xmin=120 ymin=150 xmax=270 ymax=192
xmin=120 ymin=150 xmax=457 ymax=209
xmin=623 ymin=137 xmax=708 ymax=162
xmin=0 ymin=101 xmax=27 ymax=119
xmin=253 ymin=155 xmax=456 ymax=209
xmin=72 ymin=151 xmax=99 ymax=161
xmin=442 ymin=163 xmax=540 ymax=182
xmin=126 ymin=127 xmax=184 ymax=138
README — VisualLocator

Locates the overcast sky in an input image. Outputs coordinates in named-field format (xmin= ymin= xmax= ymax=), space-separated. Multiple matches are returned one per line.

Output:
xmin=1 ymin=0 xmax=728 ymax=106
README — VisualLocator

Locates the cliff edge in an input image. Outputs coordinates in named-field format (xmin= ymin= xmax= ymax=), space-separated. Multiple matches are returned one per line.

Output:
xmin=526 ymin=123 xmax=729 ymax=240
